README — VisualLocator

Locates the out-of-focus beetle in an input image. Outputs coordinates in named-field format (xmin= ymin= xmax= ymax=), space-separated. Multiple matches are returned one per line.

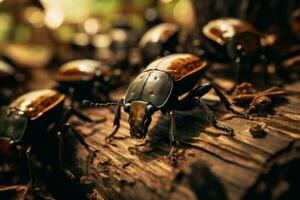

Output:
xmin=109 ymin=16 xmax=137 ymax=69
xmin=0 ymin=60 xmax=24 ymax=104
xmin=139 ymin=23 xmax=180 ymax=64
xmin=200 ymin=18 xmax=274 ymax=83
xmin=84 ymin=54 xmax=247 ymax=156
xmin=0 ymin=89 xmax=101 ymax=186
xmin=57 ymin=59 xmax=116 ymax=102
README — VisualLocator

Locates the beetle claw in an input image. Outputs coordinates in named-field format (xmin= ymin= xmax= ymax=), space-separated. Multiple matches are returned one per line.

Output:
xmin=168 ymin=141 xmax=180 ymax=158
xmin=168 ymin=146 xmax=175 ymax=158
xmin=222 ymin=126 xmax=234 ymax=137
xmin=105 ymin=135 xmax=114 ymax=143
xmin=226 ymin=128 xmax=234 ymax=138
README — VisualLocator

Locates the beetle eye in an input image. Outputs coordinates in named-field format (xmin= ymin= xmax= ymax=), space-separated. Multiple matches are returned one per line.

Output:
xmin=124 ymin=103 xmax=130 ymax=113
xmin=146 ymin=104 xmax=155 ymax=114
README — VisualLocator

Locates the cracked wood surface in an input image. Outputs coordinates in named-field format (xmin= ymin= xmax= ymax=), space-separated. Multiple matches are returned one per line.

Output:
xmin=70 ymin=82 xmax=300 ymax=200
xmin=25 ymin=69 xmax=300 ymax=200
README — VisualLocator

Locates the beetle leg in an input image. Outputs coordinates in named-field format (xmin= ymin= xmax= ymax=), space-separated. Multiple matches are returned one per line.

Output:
xmin=192 ymin=83 xmax=249 ymax=119
xmin=197 ymin=98 xmax=234 ymax=137
xmin=168 ymin=110 xmax=179 ymax=157
xmin=68 ymin=87 xmax=75 ymax=109
xmin=62 ymin=123 xmax=98 ymax=175
xmin=56 ymin=130 xmax=77 ymax=182
xmin=9 ymin=143 xmax=36 ymax=190
xmin=105 ymin=102 xmax=122 ymax=142
xmin=59 ymin=123 xmax=97 ymax=177
xmin=25 ymin=146 xmax=34 ymax=189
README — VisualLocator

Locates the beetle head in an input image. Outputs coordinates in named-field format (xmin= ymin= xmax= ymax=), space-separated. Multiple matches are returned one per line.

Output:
xmin=226 ymin=32 xmax=262 ymax=64
xmin=125 ymin=101 xmax=155 ymax=139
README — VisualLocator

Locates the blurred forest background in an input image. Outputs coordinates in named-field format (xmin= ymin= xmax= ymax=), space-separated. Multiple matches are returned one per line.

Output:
xmin=0 ymin=0 xmax=299 ymax=67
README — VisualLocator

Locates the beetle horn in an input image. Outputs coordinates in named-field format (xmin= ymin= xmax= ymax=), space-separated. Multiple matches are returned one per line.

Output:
xmin=82 ymin=100 xmax=122 ymax=107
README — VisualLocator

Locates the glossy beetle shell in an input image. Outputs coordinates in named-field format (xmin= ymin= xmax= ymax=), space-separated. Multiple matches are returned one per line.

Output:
xmin=139 ymin=23 xmax=179 ymax=63
xmin=9 ymin=89 xmax=65 ymax=120
xmin=145 ymin=54 xmax=207 ymax=81
xmin=57 ymin=59 xmax=109 ymax=82
xmin=139 ymin=23 xmax=179 ymax=48
xmin=124 ymin=70 xmax=173 ymax=108
xmin=124 ymin=54 xmax=207 ymax=108
xmin=0 ymin=60 xmax=14 ymax=79
xmin=203 ymin=18 xmax=256 ymax=45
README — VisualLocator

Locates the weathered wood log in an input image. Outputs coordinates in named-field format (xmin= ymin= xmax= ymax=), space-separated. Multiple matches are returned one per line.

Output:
xmin=69 ymin=81 xmax=300 ymax=200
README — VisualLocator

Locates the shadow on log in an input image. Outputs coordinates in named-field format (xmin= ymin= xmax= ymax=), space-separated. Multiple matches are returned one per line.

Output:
xmin=69 ymin=81 xmax=300 ymax=200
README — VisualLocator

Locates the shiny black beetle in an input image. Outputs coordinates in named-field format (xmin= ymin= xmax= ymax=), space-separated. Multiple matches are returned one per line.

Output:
xmin=200 ymin=18 xmax=274 ymax=83
xmin=57 ymin=59 xmax=116 ymax=102
xmin=84 ymin=54 xmax=246 ymax=156
xmin=139 ymin=23 xmax=180 ymax=64
xmin=0 ymin=89 xmax=100 ymax=186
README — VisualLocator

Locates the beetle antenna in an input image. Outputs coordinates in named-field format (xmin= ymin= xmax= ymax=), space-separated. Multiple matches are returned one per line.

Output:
xmin=82 ymin=100 xmax=122 ymax=107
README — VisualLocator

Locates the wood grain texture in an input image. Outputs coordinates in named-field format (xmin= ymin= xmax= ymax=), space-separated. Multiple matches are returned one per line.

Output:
xmin=70 ymin=82 xmax=300 ymax=200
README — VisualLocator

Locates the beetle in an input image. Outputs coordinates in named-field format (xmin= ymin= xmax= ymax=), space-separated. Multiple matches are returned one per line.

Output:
xmin=84 ymin=54 xmax=246 ymax=156
xmin=0 ymin=89 xmax=100 ymax=186
xmin=200 ymin=18 xmax=274 ymax=83
xmin=109 ymin=17 xmax=137 ymax=69
xmin=57 ymin=59 xmax=116 ymax=102
xmin=139 ymin=23 xmax=180 ymax=64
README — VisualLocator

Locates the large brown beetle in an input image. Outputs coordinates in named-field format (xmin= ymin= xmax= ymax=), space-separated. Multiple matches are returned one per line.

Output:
xmin=139 ymin=23 xmax=180 ymax=64
xmin=0 ymin=89 xmax=100 ymax=186
xmin=57 ymin=59 xmax=116 ymax=102
xmin=200 ymin=18 xmax=275 ymax=83
xmin=84 ymin=54 xmax=246 ymax=156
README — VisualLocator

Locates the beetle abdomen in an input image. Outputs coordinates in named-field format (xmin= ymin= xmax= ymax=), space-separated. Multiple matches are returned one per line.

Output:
xmin=203 ymin=18 xmax=256 ymax=45
xmin=9 ymin=89 xmax=65 ymax=120
xmin=139 ymin=23 xmax=179 ymax=48
xmin=57 ymin=59 xmax=107 ymax=82
xmin=145 ymin=54 xmax=207 ymax=81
